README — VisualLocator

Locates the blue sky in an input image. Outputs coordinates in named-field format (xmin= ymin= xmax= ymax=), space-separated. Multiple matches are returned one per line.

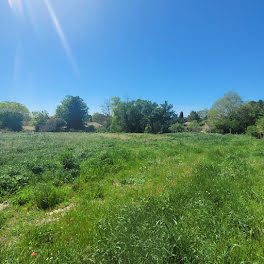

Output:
xmin=0 ymin=0 xmax=263 ymax=115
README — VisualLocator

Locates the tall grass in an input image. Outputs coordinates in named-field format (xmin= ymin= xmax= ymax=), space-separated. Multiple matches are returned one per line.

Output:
xmin=0 ymin=132 xmax=263 ymax=263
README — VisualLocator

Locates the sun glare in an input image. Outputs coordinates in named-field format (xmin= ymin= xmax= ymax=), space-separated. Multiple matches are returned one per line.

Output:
xmin=8 ymin=0 xmax=78 ymax=74
xmin=8 ymin=0 xmax=24 ymax=16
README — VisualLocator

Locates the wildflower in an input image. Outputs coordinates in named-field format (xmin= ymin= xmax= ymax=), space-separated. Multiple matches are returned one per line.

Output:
xmin=70 ymin=217 xmax=73 ymax=221
xmin=31 ymin=252 xmax=37 ymax=256
xmin=172 ymin=181 xmax=177 ymax=186
xmin=69 ymin=236 xmax=73 ymax=239
xmin=147 ymin=206 xmax=150 ymax=209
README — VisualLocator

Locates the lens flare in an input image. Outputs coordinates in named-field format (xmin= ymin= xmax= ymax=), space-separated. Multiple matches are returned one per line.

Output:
xmin=8 ymin=0 xmax=24 ymax=16
xmin=43 ymin=0 xmax=79 ymax=74
xmin=8 ymin=0 xmax=79 ymax=75
xmin=8 ymin=0 xmax=13 ymax=8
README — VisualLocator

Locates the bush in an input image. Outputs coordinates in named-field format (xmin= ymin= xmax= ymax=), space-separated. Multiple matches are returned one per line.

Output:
xmin=256 ymin=117 xmax=264 ymax=138
xmin=169 ymin=123 xmax=185 ymax=133
xmin=12 ymin=187 xmax=34 ymax=206
xmin=58 ymin=150 xmax=79 ymax=170
xmin=40 ymin=118 xmax=66 ymax=132
xmin=188 ymin=120 xmax=202 ymax=132
xmin=0 ymin=112 xmax=23 ymax=131
xmin=0 ymin=169 xmax=30 ymax=197
xmin=33 ymin=183 xmax=66 ymax=210
xmin=0 ymin=211 xmax=7 ymax=229
xmin=95 ymin=126 xmax=107 ymax=133
xmin=85 ymin=125 xmax=95 ymax=133
xmin=246 ymin=125 xmax=258 ymax=138
xmin=31 ymin=111 xmax=49 ymax=132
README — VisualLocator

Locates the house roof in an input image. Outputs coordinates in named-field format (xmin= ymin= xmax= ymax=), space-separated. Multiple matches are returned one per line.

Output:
xmin=85 ymin=122 xmax=103 ymax=128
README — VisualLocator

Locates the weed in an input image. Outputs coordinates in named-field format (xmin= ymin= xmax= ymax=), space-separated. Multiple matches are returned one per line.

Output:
xmin=33 ymin=183 xmax=66 ymax=210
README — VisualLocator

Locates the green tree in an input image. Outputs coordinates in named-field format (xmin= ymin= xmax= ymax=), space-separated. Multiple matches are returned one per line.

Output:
xmin=0 ymin=101 xmax=30 ymax=131
xmin=178 ymin=111 xmax=184 ymax=123
xmin=40 ymin=118 xmax=66 ymax=132
xmin=169 ymin=123 xmax=185 ymax=133
xmin=110 ymin=98 xmax=175 ymax=133
xmin=232 ymin=101 xmax=264 ymax=133
xmin=197 ymin=109 xmax=209 ymax=121
xmin=246 ymin=125 xmax=258 ymax=138
xmin=101 ymin=99 xmax=111 ymax=131
xmin=0 ymin=112 xmax=23 ymax=131
xmin=92 ymin=112 xmax=111 ymax=131
xmin=208 ymin=91 xmax=243 ymax=133
xmin=187 ymin=111 xmax=200 ymax=122
xmin=151 ymin=101 xmax=176 ymax=133
xmin=55 ymin=96 xmax=89 ymax=130
xmin=187 ymin=120 xmax=202 ymax=132
xmin=0 ymin=101 xmax=30 ymax=122
xmin=256 ymin=117 xmax=264 ymax=138
xmin=31 ymin=111 xmax=49 ymax=132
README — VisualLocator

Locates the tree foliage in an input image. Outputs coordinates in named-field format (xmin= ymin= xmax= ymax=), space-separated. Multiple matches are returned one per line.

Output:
xmin=187 ymin=111 xmax=200 ymax=122
xmin=32 ymin=111 xmax=49 ymax=132
xmin=169 ymin=123 xmax=185 ymax=133
xmin=0 ymin=101 xmax=30 ymax=121
xmin=55 ymin=96 xmax=88 ymax=130
xmin=110 ymin=98 xmax=176 ymax=133
xmin=187 ymin=121 xmax=202 ymax=132
xmin=197 ymin=109 xmax=209 ymax=121
xmin=208 ymin=91 xmax=243 ymax=133
xmin=92 ymin=113 xmax=110 ymax=130
xmin=0 ymin=112 xmax=24 ymax=131
xmin=39 ymin=118 xmax=66 ymax=132
xmin=0 ymin=101 xmax=30 ymax=131
xmin=256 ymin=117 xmax=264 ymax=138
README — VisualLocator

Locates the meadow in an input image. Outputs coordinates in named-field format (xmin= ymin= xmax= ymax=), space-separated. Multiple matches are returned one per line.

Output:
xmin=0 ymin=132 xmax=264 ymax=263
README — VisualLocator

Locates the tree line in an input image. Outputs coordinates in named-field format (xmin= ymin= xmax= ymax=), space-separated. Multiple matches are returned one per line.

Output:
xmin=0 ymin=92 xmax=263 ymax=137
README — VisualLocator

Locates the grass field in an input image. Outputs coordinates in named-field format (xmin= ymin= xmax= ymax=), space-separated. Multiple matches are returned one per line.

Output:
xmin=0 ymin=132 xmax=264 ymax=263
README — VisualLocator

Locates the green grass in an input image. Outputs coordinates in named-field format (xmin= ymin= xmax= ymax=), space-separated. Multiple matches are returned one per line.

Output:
xmin=0 ymin=132 xmax=264 ymax=263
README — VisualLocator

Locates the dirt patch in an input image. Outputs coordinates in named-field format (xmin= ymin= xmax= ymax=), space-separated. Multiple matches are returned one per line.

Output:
xmin=36 ymin=204 xmax=74 ymax=225
xmin=23 ymin=126 xmax=35 ymax=131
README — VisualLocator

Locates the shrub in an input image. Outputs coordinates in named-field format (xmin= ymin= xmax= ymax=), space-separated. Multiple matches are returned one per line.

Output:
xmin=31 ymin=111 xmax=49 ymax=132
xmin=187 ymin=120 xmax=202 ymax=132
xmin=246 ymin=125 xmax=258 ymax=138
xmin=169 ymin=123 xmax=185 ymax=133
xmin=0 ymin=112 xmax=23 ymax=131
xmin=256 ymin=117 xmax=264 ymax=138
xmin=95 ymin=126 xmax=107 ymax=133
xmin=58 ymin=150 xmax=79 ymax=170
xmin=80 ymin=148 xmax=132 ymax=181
xmin=25 ymin=158 xmax=45 ymax=175
xmin=0 ymin=169 xmax=30 ymax=197
xmin=85 ymin=125 xmax=95 ymax=133
xmin=33 ymin=183 xmax=66 ymax=210
xmin=12 ymin=187 xmax=34 ymax=206
xmin=40 ymin=118 xmax=66 ymax=132
xmin=0 ymin=211 xmax=7 ymax=229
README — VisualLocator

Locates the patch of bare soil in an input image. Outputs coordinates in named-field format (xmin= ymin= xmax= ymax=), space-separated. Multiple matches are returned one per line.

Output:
xmin=35 ymin=204 xmax=74 ymax=225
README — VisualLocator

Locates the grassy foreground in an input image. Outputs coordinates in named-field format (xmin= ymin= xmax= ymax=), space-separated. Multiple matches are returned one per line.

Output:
xmin=0 ymin=132 xmax=264 ymax=263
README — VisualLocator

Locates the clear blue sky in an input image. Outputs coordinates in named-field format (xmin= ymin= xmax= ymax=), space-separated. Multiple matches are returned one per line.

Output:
xmin=0 ymin=0 xmax=263 ymax=115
